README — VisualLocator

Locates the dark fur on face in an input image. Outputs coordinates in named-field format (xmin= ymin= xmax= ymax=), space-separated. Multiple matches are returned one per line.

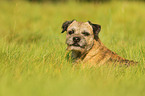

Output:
xmin=88 ymin=21 xmax=101 ymax=40
xmin=61 ymin=20 xmax=75 ymax=33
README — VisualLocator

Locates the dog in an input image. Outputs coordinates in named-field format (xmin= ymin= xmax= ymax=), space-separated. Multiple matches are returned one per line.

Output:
xmin=61 ymin=20 xmax=137 ymax=67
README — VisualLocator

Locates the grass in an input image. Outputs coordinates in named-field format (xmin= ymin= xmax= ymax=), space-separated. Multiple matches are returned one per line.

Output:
xmin=0 ymin=1 xmax=145 ymax=96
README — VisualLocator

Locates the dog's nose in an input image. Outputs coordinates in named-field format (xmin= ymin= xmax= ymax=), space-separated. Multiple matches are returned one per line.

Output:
xmin=73 ymin=37 xmax=80 ymax=42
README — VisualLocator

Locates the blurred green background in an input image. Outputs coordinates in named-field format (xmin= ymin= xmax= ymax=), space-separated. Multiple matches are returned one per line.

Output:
xmin=0 ymin=0 xmax=145 ymax=96
xmin=6 ymin=0 xmax=145 ymax=2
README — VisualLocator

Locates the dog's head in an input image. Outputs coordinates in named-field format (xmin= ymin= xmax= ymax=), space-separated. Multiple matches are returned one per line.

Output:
xmin=61 ymin=20 xmax=101 ymax=53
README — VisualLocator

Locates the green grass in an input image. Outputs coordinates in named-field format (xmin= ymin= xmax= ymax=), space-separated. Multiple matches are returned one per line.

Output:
xmin=0 ymin=1 xmax=145 ymax=96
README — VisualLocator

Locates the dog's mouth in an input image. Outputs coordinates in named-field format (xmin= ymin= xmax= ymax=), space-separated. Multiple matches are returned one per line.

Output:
xmin=72 ymin=43 xmax=80 ymax=47
xmin=69 ymin=43 xmax=85 ymax=48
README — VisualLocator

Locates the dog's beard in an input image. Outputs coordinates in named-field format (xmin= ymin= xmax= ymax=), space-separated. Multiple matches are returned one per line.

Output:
xmin=66 ymin=42 xmax=94 ymax=54
xmin=67 ymin=45 xmax=84 ymax=52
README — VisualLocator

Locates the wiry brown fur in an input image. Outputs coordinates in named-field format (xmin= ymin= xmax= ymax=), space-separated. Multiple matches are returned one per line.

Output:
xmin=62 ymin=20 xmax=137 ymax=67
xmin=72 ymin=38 xmax=137 ymax=67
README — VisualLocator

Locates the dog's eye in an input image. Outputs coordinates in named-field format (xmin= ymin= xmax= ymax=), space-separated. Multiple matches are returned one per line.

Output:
xmin=82 ymin=32 xmax=90 ymax=36
xmin=68 ymin=30 xmax=74 ymax=35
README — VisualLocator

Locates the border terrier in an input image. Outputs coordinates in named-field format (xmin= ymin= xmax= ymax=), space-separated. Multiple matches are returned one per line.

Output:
xmin=61 ymin=20 xmax=137 ymax=67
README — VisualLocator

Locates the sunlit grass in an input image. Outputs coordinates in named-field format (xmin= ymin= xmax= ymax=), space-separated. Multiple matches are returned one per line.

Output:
xmin=0 ymin=1 xmax=145 ymax=96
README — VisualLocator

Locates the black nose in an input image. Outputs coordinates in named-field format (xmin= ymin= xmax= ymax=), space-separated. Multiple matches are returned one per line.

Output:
xmin=73 ymin=37 xmax=80 ymax=42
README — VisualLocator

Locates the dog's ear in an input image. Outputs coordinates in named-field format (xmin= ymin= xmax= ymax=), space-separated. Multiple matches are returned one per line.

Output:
xmin=88 ymin=21 xmax=101 ymax=36
xmin=61 ymin=20 xmax=75 ymax=33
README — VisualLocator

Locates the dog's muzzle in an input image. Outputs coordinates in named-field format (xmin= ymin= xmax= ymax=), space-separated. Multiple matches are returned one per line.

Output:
xmin=66 ymin=35 xmax=86 ymax=50
xmin=72 ymin=37 xmax=81 ymax=46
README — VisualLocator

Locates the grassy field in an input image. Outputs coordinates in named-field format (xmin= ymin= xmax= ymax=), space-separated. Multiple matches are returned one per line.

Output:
xmin=0 ymin=1 xmax=145 ymax=96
